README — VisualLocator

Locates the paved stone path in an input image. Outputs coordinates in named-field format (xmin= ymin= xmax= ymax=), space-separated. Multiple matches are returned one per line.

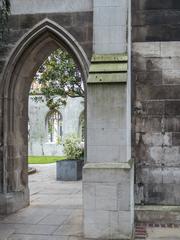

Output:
xmin=0 ymin=164 xmax=85 ymax=240
xmin=1 ymin=164 xmax=180 ymax=240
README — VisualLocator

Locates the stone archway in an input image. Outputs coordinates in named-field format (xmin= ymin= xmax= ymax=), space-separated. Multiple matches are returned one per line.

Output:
xmin=0 ymin=19 xmax=89 ymax=214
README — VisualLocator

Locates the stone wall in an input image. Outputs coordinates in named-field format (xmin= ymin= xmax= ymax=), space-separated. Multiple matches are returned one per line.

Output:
xmin=132 ymin=0 xmax=180 ymax=205
xmin=132 ymin=0 xmax=180 ymax=42
xmin=28 ymin=96 xmax=84 ymax=156
xmin=0 ymin=6 xmax=93 ymax=180
xmin=0 ymin=2 xmax=92 ymax=213
xmin=0 ymin=7 xmax=93 ymax=68
xmin=83 ymin=1 xmax=134 ymax=239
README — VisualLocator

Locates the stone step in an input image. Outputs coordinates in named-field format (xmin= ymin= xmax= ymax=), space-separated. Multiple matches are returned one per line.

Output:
xmin=135 ymin=224 xmax=147 ymax=239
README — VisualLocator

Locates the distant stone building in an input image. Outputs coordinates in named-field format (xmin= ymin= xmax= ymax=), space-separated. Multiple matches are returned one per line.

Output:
xmin=28 ymin=96 xmax=84 ymax=156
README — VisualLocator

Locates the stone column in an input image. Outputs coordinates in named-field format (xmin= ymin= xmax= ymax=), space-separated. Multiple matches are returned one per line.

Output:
xmin=83 ymin=0 xmax=134 ymax=239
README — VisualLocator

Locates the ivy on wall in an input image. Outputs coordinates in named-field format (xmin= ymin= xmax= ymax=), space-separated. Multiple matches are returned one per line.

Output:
xmin=0 ymin=0 xmax=10 ymax=44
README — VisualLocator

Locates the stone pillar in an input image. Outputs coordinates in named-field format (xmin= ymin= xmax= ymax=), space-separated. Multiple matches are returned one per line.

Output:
xmin=83 ymin=0 xmax=134 ymax=239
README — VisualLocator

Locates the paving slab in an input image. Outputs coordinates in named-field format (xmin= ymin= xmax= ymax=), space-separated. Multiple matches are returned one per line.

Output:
xmin=0 ymin=207 xmax=53 ymax=224
xmin=0 ymin=164 xmax=83 ymax=240
xmin=0 ymin=224 xmax=15 ymax=240
xmin=54 ymin=223 xmax=83 ymax=236
xmin=0 ymin=223 xmax=58 ymax=235
xmin=7 ymin=234 xmax=69 ymax=240
xmin=2 ymin=164 xmax=180 ymax=240
xmin=38 ymin=213 xmax=69 ymax=225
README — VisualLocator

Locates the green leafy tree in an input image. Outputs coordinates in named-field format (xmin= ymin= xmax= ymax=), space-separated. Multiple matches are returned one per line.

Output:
xmin=0 ymin=0 xmax=10 ymax=44
xmin=30 ymin=48 xmax=84 ymax=110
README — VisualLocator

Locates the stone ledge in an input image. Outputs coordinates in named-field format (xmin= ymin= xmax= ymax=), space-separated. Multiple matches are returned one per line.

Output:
xmin=90 ymin=63 xmax=127 ymax=73
xmin=135 ymin=205 xmax=180 ymax=212
xmin=135 ymin=205 xmax=180 ymax=224
xmin=84 ymin=162 xmax=132 ymax=170
xmin=91 ymin=54 xmax=128 ymax=62
xmin=88 ymin=53 xmax=128 ymax=83
xmin=88 ymin=72 xmax=127 ymax=83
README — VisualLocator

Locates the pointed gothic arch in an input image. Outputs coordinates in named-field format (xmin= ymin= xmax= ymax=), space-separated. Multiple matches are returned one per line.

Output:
xmin=0 ymin=19 xmax=89 ymax=214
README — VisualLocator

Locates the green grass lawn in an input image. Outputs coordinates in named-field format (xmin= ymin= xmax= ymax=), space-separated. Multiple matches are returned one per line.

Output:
xmin=28 ymin=156 xmax=65 ymax=164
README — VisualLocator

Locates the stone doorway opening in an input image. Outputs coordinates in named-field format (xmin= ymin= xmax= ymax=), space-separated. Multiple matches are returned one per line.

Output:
xmin=27 ymin=45 xmax=85 ymax=223
xmin=0 ymin=19 xmax=89 ymax=215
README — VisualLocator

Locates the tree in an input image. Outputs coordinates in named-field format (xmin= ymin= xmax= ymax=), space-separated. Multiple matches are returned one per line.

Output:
xmin=30 ymin=48 xmax=84 ymax=110
xmin=0 ymin=0 xmax=10 ymax=44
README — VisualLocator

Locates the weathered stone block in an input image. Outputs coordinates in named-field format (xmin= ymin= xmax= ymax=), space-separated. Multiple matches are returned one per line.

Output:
xmin=136 ymin=71 xmax=162 ymax=85
xmin=133 ymin=24 xmax=180 ymax=42
xmin=10 ymin=0 xmax=93 ymax=15
xmin=163 ymin=69 xmax=180 ymax=84
xmin=164 ymin=117 xmax=180 ymax=132
xmin=163 ymin=146 xmax=180 ymax=166
xmin=132 ymin=55 xmax=162 ymax=72
xmin=144 ymin=183 xmax=176 ymax=205
xmin=0 ymin=60 xmax=6 ymax=74
xmin=137 ymin=85 xmax=180 ymax=100
xmin=83 ymin=183 xmax=96 ymax=210
xmin=162 ymin=58 xmax=180 ymax=71
xmin=87 ymin=128 xmax=127 ymax=146
xmin=95 ymin=197 xmax=117 ymax=211
xmin=84 ymin=209 xmax=133 ymax=239
xmin=135 ymin=116 xmax=162 ymax=133
xmin=94 ymin=6 xmax=127 ymax=27
xmin=66 ymin=25 xmax=90 ymax=43
xmin=95 ymin=183 xmax=117 ymax=199
xmin=118 ymin=183 xmax=131 ymax=211
xmin=83 ymin=166 xmax=130 ymax=184
xmin=94 ymin=0 xmax=127 ymax=8
xmin=0 ymin=189 xmax=29 ymax=215
xmin=87 ymin=145 xmax=127 ymax=163
xmin=84 ymin=209 xmax=109 ymax=239
xmin=93 ymin=0 xmax=127 ymax=53
xmin=133 ymin=42 xmax=161 ymax=57
xmin=149 ymin=146 xmax=180 ymax=166
xmin=172 ymin=132 xmax=180 ymax=146
xmin=165 ymin=101 xmax=180 ymax=115
xmin=161 ymin=42 xmax=180 ymax=57
xmin=143 ymin=101 xmax=165 ymax=115
xmin=83 ymin=163 xmax=133 ymax=239
xmin=135 ymin=205 xmax=180 ymax=224
xmin=142 ymin=133 xmax=172 ymax=147
xmin=118 ymin=211 xmax=133 ymax=238
xmin=133 ymin=0 xmax=180 ymax=10
xmin=4 ymin=29 xmax=28 ymax=45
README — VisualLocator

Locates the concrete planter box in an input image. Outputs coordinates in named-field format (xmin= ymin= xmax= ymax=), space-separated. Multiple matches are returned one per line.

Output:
xmin=56 ymin=159 xmax=84 ymax=181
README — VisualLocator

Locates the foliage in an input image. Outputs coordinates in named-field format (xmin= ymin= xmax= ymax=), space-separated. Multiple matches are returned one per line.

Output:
xmin=63 ymin=134 xmax=84 ymax=160
xmin=30 ymin=48 xmax=84 ymax=110
xmin=28 ymin=156 xmax=65 ymax=164
xmin=0 ymin=0 xmax=10 ymax=44
xmin=56 ymin=136 xmax=62 ymax=145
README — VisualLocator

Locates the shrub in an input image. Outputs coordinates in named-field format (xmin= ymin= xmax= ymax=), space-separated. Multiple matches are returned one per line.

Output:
xmin=63 ymin=134 xmax=84 ymax=160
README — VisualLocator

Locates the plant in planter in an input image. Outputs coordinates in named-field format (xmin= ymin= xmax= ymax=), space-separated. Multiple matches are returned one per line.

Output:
xmin=56 ymin=134 xmax=84 ymax=181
